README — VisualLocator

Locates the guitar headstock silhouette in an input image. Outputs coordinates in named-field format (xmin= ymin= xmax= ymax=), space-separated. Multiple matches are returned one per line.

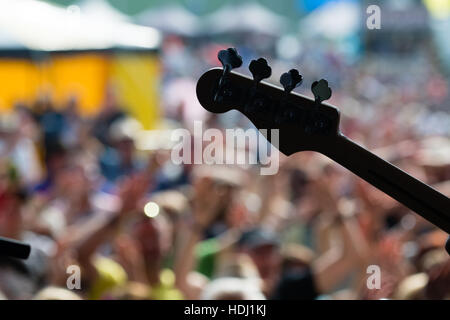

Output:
xmin=196 ymin=48 xmax=450 ymax=241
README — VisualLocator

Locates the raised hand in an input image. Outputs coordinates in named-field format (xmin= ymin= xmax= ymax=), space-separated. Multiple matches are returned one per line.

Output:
xmin=191 ymin=177 xmax=225 ymax=231
xmin=118 ymin=173 xmax=152 ymax=216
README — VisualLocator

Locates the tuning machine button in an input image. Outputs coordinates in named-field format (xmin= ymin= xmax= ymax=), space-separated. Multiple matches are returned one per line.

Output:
xmin=215 ymin=48 xmax=243 ymax=102
xmin=249 ymin=58 xmax=272 ymax=84
xmin=311 ymin=79 xmax=332 ymax=104
xmin=275 ymin=69 xmax=303 ymax=125
xmin=280 ymin=69 xmax=303 ymax=94
xmin=218 ymin=48 xmax=242 ymax=84
xmin=244 ymin=58 xmax=272 ymax=114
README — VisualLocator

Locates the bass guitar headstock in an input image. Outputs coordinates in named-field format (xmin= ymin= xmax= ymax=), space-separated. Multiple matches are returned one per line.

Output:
xmin=196 ymin=48 xmax=341 ymax=155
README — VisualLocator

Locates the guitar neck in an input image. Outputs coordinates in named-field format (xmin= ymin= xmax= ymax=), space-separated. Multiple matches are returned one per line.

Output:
xmin=323 ymin=134 xmax=450 ymax=234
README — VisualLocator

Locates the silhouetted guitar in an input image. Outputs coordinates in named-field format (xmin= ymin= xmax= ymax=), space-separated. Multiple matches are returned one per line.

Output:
xmin=0 ymin=237 xmax=31 ymax=259
xmin=196 ymin=48 xmax=450 ymax=237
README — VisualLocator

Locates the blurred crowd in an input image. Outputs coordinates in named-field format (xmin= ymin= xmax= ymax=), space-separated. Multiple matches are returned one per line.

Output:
xmin=0 ymin=36 xmax=450 ymax=300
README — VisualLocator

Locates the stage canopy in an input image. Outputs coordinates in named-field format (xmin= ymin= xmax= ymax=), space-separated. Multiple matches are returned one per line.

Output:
xmin=0 ymin=0 xmax=162 ymax=129
xmin=202 ymin=2 xmax=288 ymax=36
xmin=299 ymin=0 xmax=361 ymax=39
xmin=0 ymin=0 xmax=160 ymax=51
xmin=136 ymin=4 xmax=201 ymax=37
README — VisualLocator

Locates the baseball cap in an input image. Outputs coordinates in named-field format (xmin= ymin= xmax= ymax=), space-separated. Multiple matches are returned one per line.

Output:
xmin=238 ymin=228 xmax=280 ymax=249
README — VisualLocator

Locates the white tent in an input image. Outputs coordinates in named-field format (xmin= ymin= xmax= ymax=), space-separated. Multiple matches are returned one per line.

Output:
xmin=76 ymin=0 xmax=129 ymax=22
xmin=300 ymin=1 xmax=361 ymax=39
xmin=0 ymin=0 xmax=161 ymax=51
xmin=0 ymin=29 xmax=25 ymax=49
xmin=136 ymin=5 xmax=201 ymax=36
xmin=202 ymin=2 xmax=288 ymax=36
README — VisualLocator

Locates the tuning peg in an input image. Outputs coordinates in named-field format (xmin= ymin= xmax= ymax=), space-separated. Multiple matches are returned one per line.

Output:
xmin=280 ymin=69 xmax=303 ymax=93
xmin=275 ymin=69 xmax=302 ymax=125
xmin=218 ymin=47 xmax=243 ymax=76
xmin=249 ymin=58 xmax=271 ymax=83
xmin=311 ymin=79 xmax=332 ymax=103
xmin=215 ymin=48 xmax=242 ymax=102
xmin=244 ymin=58 xmax=271 ymax=114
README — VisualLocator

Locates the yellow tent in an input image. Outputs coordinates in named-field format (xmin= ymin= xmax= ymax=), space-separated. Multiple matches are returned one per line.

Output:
xmin=0 ymin=0 xmax=162 ymax=129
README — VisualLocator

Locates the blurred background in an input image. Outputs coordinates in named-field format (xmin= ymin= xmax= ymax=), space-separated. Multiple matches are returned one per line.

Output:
xmin=0 ymin=0 xmax=449 ymax=300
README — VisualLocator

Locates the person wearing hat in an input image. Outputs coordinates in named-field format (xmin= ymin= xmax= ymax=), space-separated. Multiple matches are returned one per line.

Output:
xmin=236 ymin=218 xmax=368 ymax=300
